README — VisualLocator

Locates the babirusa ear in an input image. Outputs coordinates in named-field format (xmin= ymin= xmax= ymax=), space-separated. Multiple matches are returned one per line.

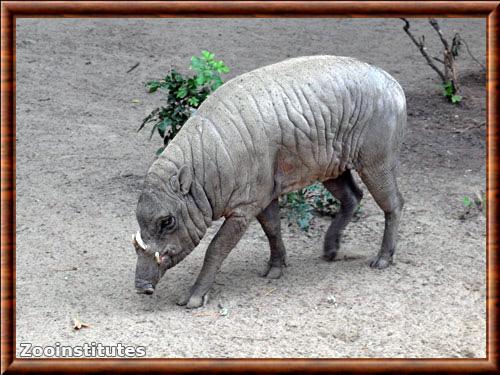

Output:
xmin=175 ymin=165 xmax=192 ymax=195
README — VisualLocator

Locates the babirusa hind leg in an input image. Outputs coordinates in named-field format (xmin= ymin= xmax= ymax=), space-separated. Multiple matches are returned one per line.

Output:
xmin=322 ymin=170 xmax=363 ymax=261
xmin=257 ymin=199 xmax=287 ymax=279
xmin=359 ymin=164 xmax=404 ymax=268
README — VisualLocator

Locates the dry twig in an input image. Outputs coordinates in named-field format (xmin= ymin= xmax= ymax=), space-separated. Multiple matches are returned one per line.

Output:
xmin=460 ymin=37 xmax=486 ymax=71
xmin=401 ymin=18 xmax=464 ymax=94
xmin=126 ymin=62 xmax=140 ymax=73
xmin=429 ymin=18 xmax=459 ymax=91
xmin=401 ymin=18 xmax=446 ymax=82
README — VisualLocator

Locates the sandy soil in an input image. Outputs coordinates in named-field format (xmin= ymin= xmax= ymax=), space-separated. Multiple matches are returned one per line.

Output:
xmin=15 ymin=18 xmax=486 ymax=358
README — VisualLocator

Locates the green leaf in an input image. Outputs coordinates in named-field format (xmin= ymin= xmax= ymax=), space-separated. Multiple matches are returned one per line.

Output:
xmin=463 ymin=196 xmax=472 ymax=207
xmin=149 ymin=122 xmax=161 ymax=140
xmin=158 ymin=118 xmax=171 ymax=132
xmin=138 ymin=108 xmax=160 ymax=132
xmin=201 ymin=50 xmax=215 ymax=60
xmin=297 ymin=212 xmax=312 ymax=231
xmin=441 ymin=81 xmax=454 ymax=97
xmin=146 ymin=80 xmax=161 ymax=93
xmin=187 ymin=78 xmax=197 ymax=89
xmin=190 ymin=57 xmax=203 ymax=71
xmin=187 ymin=97 xmax=199 ymax=106
xmin=176 ymin=86 xmax=188 ymax=98
xmin=211 ymin=77 xmax=223 ymax=90
xmin=451 ymin=95 xmax=462 ymax=104
xmin=195 ymin=75 xmax=206 ymax=86
xmin=170 ymin=70 xmax=183 ymax=82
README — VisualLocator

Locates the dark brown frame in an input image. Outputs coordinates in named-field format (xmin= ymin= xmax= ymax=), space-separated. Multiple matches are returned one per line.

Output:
xmin=1 ymin=1 xmax=498 ymax=373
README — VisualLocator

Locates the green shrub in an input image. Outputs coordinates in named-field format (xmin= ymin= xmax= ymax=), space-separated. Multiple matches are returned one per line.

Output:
xmin=280 ymin=183 xmax=341 ymax=231
xmin=280 ymin=189 xmax=314 ymax=232
xmin=138 ymin=50 xmax=230 ymax=155
xmin=462 ymin=192 xmax=485 ymax=212
xmin=441 ymin=81 xmax=462 ymax=104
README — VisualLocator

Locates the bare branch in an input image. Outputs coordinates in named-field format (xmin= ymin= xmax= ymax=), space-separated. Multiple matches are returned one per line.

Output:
xmin=400 ymin=18 xmax=446 ymax=82
xmin=460 ymin=36 xmax=486 ymax=71
xmin=428 ymin=18 xmax=460 ymax=91
xmin=429 ymin=18 xmax=450 ymax=50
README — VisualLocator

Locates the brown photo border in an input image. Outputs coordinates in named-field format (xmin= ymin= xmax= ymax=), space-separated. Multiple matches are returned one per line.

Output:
xmin=1 ymin=1 xmax=498 ymax=373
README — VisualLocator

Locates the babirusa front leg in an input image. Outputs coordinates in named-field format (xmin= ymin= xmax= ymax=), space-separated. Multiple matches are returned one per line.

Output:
xmin=178 ymin=215 xmax=250 ymax=308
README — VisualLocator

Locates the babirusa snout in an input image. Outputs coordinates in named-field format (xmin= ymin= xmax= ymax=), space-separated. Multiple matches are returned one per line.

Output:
xmin=133 ymin=231 xmax=162 ymax=266
xmin=133 ymin=230 xmax=163 ymax=295
xmin=135 ymin=279 xmax=155 ymax=295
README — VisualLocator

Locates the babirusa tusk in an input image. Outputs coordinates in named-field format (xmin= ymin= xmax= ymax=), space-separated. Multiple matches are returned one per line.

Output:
xmin=133 ymin=231 xmax=159 ymax=264
xmin=135 ymin=230 xmax=147 ymax=250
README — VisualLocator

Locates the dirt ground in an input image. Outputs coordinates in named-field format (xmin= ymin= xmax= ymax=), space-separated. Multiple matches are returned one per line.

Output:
xmin=15 ymin=18 xmax=486 ymax=358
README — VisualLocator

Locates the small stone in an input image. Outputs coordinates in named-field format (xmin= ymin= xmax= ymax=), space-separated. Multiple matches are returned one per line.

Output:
xmin=326 ymin=295 xmax=337 ymax=305
xmin=219 ymin=307 xmax=228 ymax=316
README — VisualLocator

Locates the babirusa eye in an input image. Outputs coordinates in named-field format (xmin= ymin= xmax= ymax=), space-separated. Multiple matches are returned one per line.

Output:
xmin=159 ymin=216 xmax=176 ymax=233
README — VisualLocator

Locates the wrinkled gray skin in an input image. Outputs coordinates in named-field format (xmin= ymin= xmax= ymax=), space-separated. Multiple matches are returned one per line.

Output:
xmin=135 ymin=56 xmax=406 ymax=308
